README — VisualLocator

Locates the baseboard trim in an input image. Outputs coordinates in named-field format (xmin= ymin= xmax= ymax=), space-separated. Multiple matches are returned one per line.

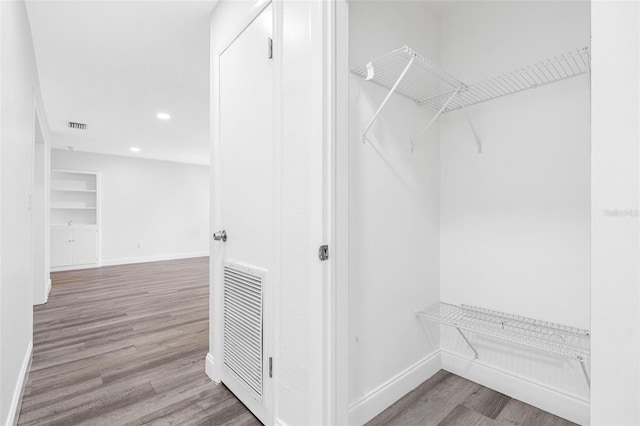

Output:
xmin=100 ymin=252 xmax=209 ymax=267
xmin=441 ymin=350 xmax=590 ymax=425
xmin=52 ymin=252 xmax=209 ymax=272
xmin=5 ymin=340 xmax=32 ymax=426
xmin=50 ymin=263 xmax=100 ymax=272
xmin=205 ymin=352 xmax=219 ymax=383
xmin=349 ymin=350 xmax=441 ymax=426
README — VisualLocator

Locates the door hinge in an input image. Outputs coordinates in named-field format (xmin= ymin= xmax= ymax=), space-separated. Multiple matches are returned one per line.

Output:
xmin=318 ymin=245 xmax=329 ymax=261
xmin=268 ymin=38 xmax=273 ymax=59
xmin=269 ymin=357 xmax=273 ymax=378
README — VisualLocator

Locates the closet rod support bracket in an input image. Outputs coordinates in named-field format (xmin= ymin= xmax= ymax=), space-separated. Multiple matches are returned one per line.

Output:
xmin=579 ymin=360 xmax=590 ymax=388
xmin=456 ymin=327 xmax=479 ymax=360
xmin=411 ymin=87 xmax=461 ymax=152
xmin=362 ymin=56 xmax=416 ymax=143
xmin=460 ymin=96 xmax=482 ymax=154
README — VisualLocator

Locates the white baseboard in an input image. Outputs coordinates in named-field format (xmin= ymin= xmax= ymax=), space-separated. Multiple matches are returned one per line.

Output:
xmin=50 ymin=263 xmax=100 ymax=272
xmin=5 ymin=340 xmax=32 ymax=426
xmin=441 ymin=350 xmax=590 ymax=425
xmin=52 ymin=252 xmax=209 ymax=272
xmin=349 ymin=350 xmax=441 ymax=426
xmin=100 ymin=251 xmax=209 ymax=267
xmin=205 ymin=352 xmax=219 ymax=383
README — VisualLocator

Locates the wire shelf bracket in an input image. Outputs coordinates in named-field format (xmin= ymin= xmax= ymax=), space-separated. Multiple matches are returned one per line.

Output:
xmin=416 ymin=302 xmax=591 ymax=388
xmin=352 ymin=46 xmax=590 ymax=153
xmin=352 ymin=46 xmax=467 ymax=145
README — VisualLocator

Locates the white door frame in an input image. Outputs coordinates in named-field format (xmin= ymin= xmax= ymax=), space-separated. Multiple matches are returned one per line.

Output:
xmin=209 ymin=1 xmax=345 ymax=424
xmin=334 ymin=1 xmax=350 ymax=424
xmin=209 ymin=1 xmax=278 ymax=424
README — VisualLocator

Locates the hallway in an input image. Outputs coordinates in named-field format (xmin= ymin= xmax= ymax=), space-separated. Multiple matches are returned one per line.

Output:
xmin=17 ymin=257 xmax=258 ymax=426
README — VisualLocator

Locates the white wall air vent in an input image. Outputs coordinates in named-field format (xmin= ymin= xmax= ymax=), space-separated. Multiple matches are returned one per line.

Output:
xmin=223 ymin=261 xmax=265 ymax=401
xmin=67 ymin=121 xmax=87 ymax=130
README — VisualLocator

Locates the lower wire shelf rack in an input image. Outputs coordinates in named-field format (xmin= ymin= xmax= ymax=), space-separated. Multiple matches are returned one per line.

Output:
xmin=417 ymin=302 xmax=591 ymax=386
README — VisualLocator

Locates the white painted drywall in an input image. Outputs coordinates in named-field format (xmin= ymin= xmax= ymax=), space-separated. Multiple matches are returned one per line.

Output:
xmin=348 ymin=2 xmax=441 ymax=423
xmin=591 ymin=2 xmax=640 ymax=424
xmin=51 ymin=150 xmax=209 ymax=266
xmin=0 ymin=0 xmax=52 ymax=423
xmin=33 ymin=110 xmax=52 ymax=305
xmin=438 ymin=2 xmax=590 ymax=422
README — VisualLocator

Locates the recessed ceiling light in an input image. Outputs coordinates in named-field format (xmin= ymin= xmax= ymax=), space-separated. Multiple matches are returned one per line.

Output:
xmin=156 ymin=112 xmax=171 ymax=120
xmin=130 ymin=147 xmax=141 ymax=152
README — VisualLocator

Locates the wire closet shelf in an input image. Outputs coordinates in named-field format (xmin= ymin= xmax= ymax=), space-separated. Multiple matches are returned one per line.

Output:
xmin=351 ymin=45 xmax=591 ymax=150
xmin=421 ymin=47 xmax=591 ymax=112
xmin=417 ymin=303 xmax=590 ymax=363
xmin=350 ymin=46 xmax=466 ymax=102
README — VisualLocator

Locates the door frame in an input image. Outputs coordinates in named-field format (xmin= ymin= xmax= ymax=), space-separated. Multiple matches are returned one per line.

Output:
xmin=31 ymin=102 xmax=51 ymax=305
xmin=209 ymin=1 xmax=278 ymax=424
xmin=209 ymin=1 xmax=344 ymax=424
xmin=334 ymin=1 xmax=350 ymax=424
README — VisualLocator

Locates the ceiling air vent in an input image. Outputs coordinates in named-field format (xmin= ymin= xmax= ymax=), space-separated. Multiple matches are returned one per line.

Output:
xmin=67 ymin=121 xmax=87 ymax=130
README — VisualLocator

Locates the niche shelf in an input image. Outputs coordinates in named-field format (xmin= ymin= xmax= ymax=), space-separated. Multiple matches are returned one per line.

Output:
xmin=417 ymin=302 xmax=591 ymax=386
xmin=50 ymin=169 xmax=100 ymax=270
xmin=351 ymin=45 xmax=590 ymax=152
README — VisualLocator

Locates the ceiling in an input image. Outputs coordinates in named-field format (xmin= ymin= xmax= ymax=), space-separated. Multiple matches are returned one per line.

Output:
xmin=27 ymin=1 xmax=217 ymax=165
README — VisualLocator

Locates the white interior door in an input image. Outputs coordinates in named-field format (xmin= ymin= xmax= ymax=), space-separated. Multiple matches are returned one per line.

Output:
xmin=72 ymin=227 xmax=97 ymax=265
xmin=217 ymin=4 xmax=274 ymax=424
xmin=50 ymin=228 xmax=72 ymax=267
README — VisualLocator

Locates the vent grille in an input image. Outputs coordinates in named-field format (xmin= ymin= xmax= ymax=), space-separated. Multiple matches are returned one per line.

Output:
xmin=223 ymin=261 xmax=264 ymax=400
xmin=67 ymin=122 xmax=87 ymax=130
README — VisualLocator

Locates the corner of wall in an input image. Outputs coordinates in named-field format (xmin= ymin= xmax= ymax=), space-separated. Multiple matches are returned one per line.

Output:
xmin=348 ymin=350 xmax=441 ymax=426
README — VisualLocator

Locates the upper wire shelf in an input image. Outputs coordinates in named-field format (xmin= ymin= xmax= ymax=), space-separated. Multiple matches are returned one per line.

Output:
xmin=351 ymin=45 xmax=590 ymax=151
xmin=351 ymin=46 xmax=466 ymax=101
xmin=421 ymin=47 xmax=591 ymax=112
xmin=417 ymin=302 xmax=590 ymax=362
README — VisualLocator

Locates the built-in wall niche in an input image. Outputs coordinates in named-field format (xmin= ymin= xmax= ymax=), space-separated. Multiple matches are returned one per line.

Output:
xmin=50 ymin=170 xmax=100 ymax=270
xmin=50 ymin=170 xmax=99 ymax=226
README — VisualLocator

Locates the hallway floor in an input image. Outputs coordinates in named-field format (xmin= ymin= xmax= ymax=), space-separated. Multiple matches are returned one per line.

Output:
xmin=18 ymin=257 xmax=259 ymax=426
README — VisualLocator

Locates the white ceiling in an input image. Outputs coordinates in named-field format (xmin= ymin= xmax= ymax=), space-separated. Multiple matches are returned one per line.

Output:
xmin=26 ymin=1 xmax=217 ymax=165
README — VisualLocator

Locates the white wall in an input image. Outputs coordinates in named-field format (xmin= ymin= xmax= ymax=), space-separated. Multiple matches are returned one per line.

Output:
xmin=438 ymin=2 xmax=590 ymax=423
xmin=348 ymin=2 xmax=442 ymax=424
xmin=51 ymin=149 xmax=209 ymax=266
xmin=33 ymin=111 xmax=52 ymax=305
xmin=591 ymin=2 xmax=640 ymax=424
xmin=0 ymin=0 xmax=52 ymax=424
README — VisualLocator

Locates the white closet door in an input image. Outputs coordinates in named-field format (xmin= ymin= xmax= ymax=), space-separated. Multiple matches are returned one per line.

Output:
xmin=50 ymin=228 xmax=73 ymax=267
xmin=216 ymin=3 xmax=274 ymax=424
xmin=72 ymin=228 xmax=97 ymax=265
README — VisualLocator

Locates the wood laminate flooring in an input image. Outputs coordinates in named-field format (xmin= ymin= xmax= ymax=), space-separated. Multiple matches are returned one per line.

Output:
xmin=18 ymin=257 xmax=260 ymax=426
xmin=18 ymin=257 xmax=577 ymax=426
xmin=367 ymin=370 xmax=578 ymax=426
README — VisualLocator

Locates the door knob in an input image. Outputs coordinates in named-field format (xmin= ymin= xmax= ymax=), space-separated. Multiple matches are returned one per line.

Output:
xmin=213 ymin=230 xmax=227 ymax=242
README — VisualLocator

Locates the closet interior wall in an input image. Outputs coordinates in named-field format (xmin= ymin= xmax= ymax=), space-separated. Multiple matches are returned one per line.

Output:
xmin=439 ymin=1 xmax=590 ymax=416
xmin=348 ymin=1 xmax=590 ymax=424
xmin=348 ymin=1 xmax=442 ymax=420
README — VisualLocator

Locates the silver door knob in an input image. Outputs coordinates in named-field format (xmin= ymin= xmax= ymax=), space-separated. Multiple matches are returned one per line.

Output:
xmin=213 ymin=230 xmax=227 ymax=242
